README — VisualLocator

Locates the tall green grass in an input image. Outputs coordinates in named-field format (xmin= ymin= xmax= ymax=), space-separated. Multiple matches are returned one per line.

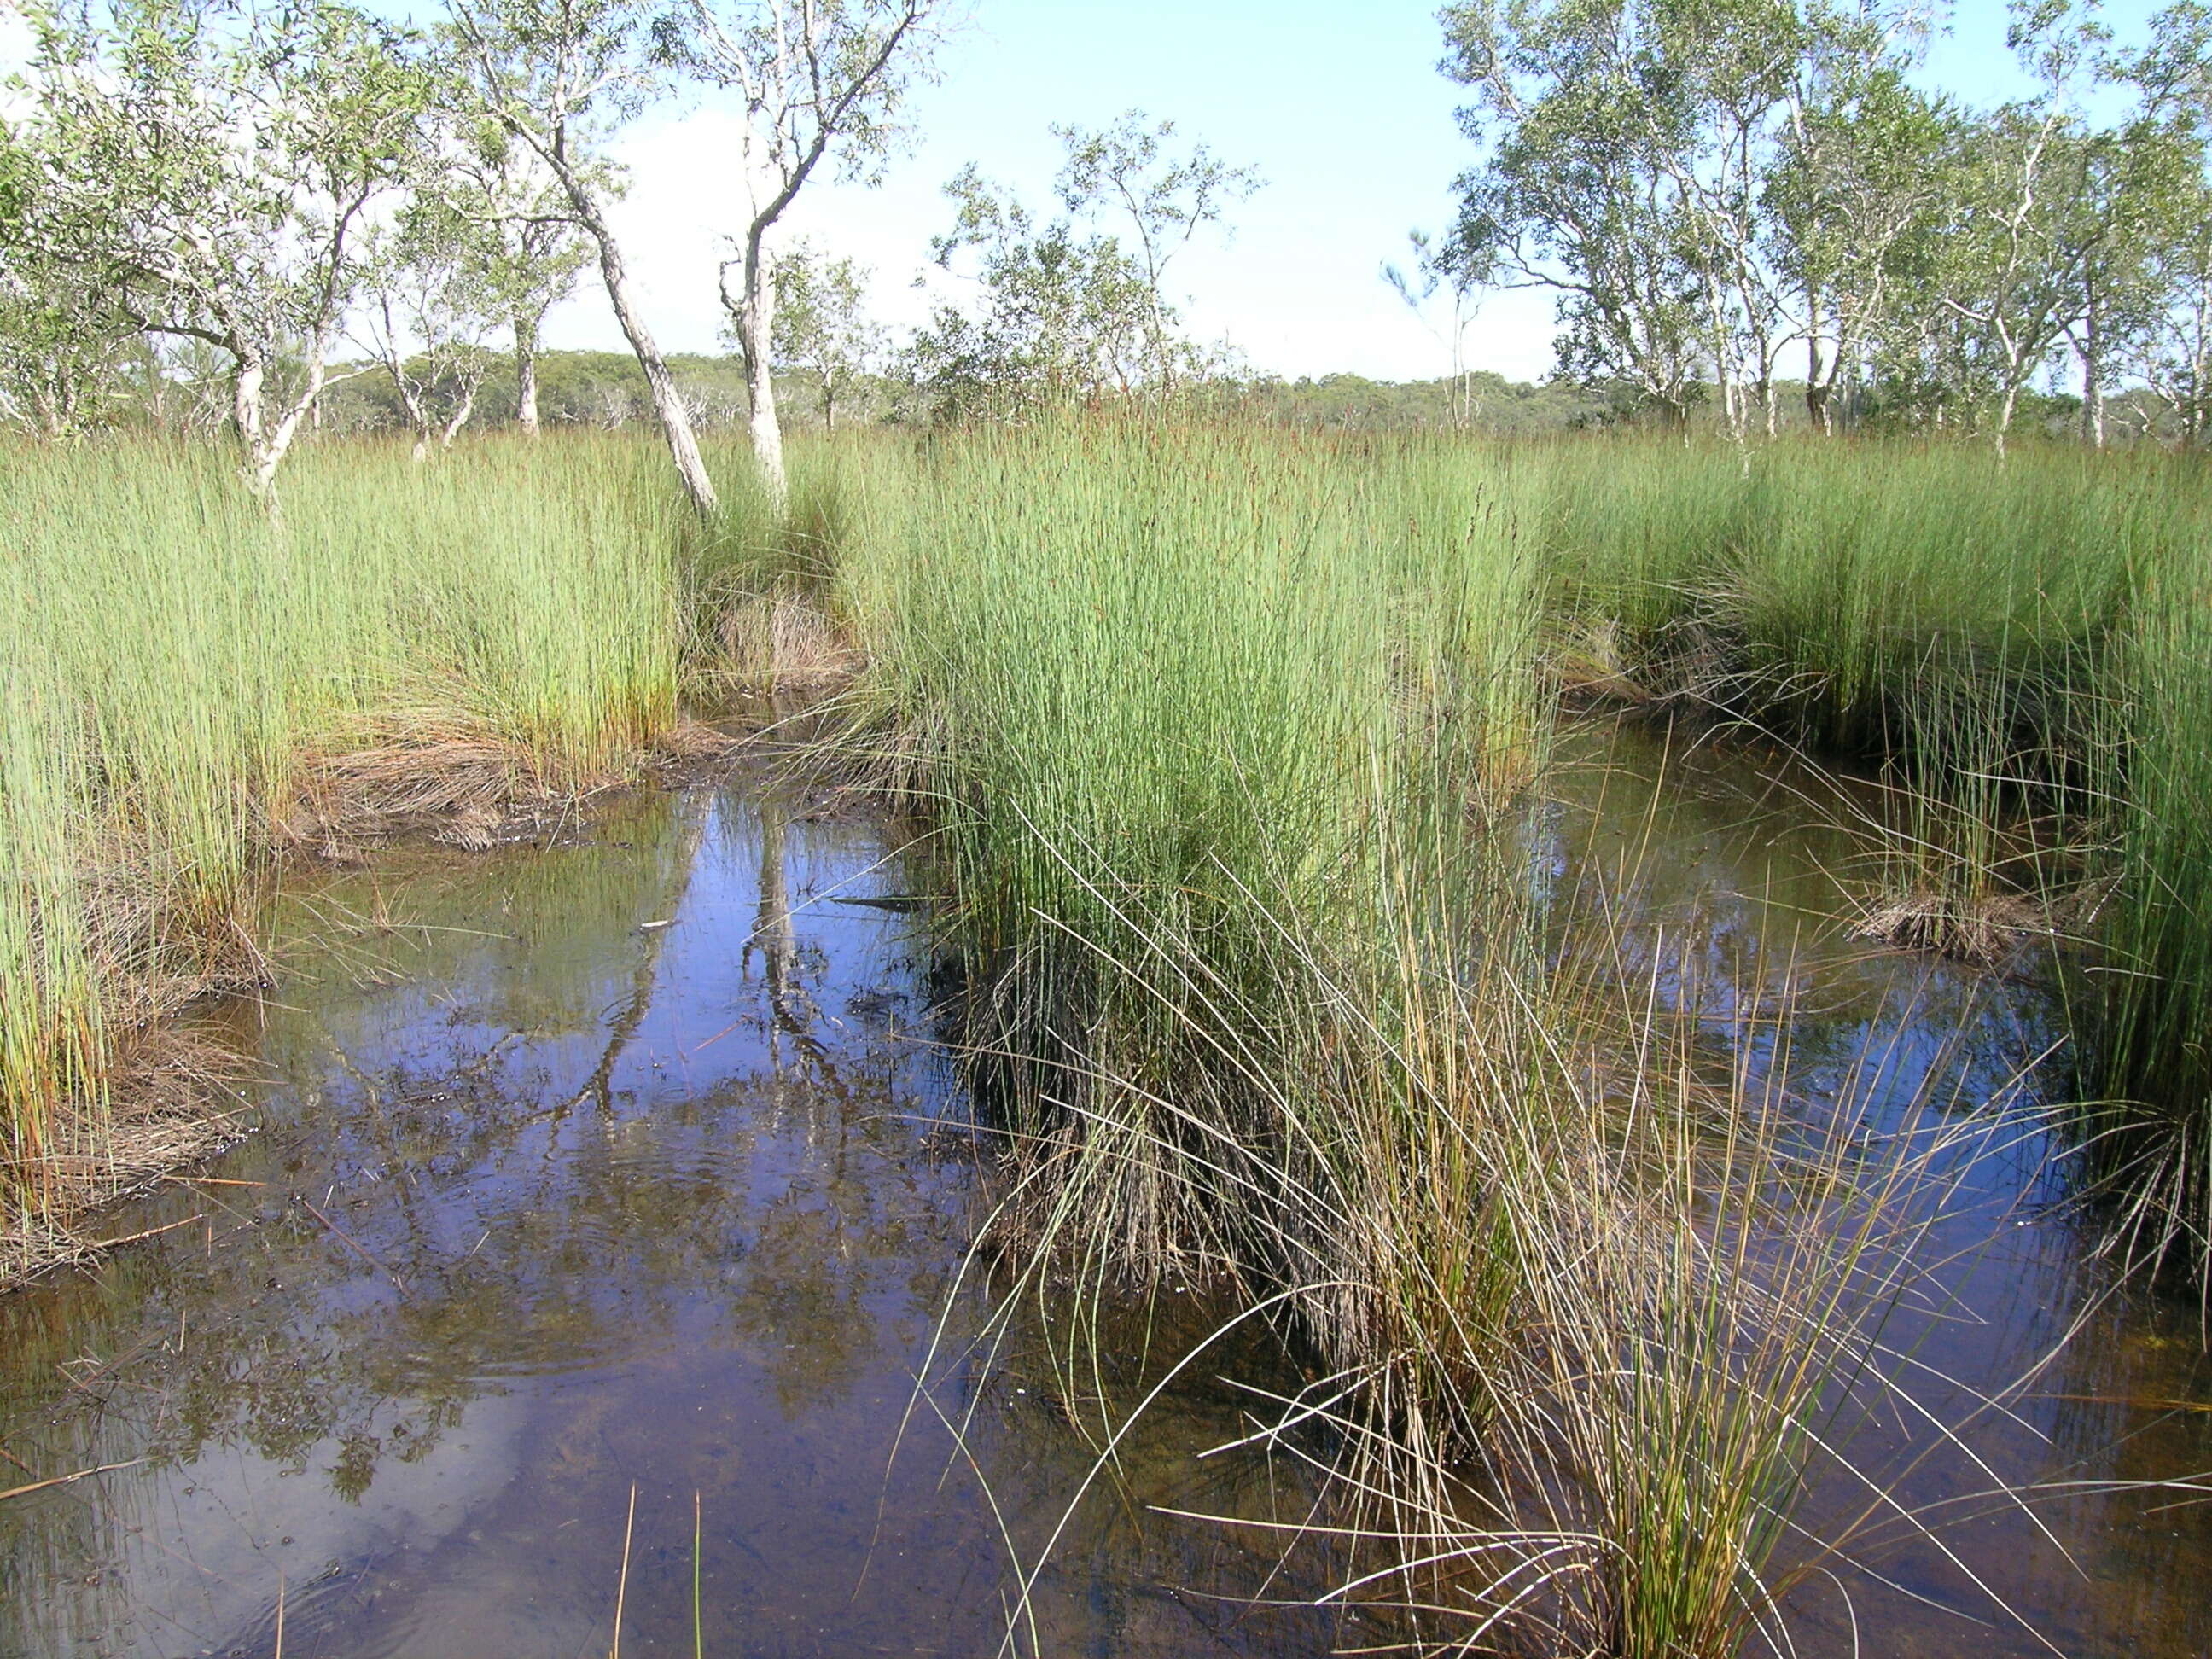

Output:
xmin=2082 ymin=557 xmax=2212 ymax=1272
xmin=1532 ymin=434 xmax=2212 ymax=1282
xmin=827 ymin=422 xmax=1541 ymax=1268
xmin=0 ymin=433 xmax=707 ymax=1219
xmin=805 ymin=421 xmax=2020 ymax=1656
xmin=10 ymin=418 xmax=2212 ymax=1651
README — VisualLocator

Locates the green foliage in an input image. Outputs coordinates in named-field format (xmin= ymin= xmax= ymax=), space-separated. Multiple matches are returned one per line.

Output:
xmin=1440 ymin=0 xmax=2212 ymax=445
xmin=0 ymin=434 xmax=690 ymax=1202
xmin=766 ymin=240 xmax=886 ymax=429
xmin=11 ymin=0 xmax=436 ymax=489
xmin=905 ymin=114 xmax=1259 ymax=422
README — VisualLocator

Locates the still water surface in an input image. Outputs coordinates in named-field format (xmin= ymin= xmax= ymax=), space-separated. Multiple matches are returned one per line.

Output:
xmin=0 ymin=787 xmax=1346 ymax=1657
xmin=1 ymin=730 xmax=2207 ymax=1656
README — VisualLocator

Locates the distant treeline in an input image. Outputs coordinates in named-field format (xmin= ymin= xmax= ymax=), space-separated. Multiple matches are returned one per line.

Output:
xmin=84 ymin=350 xmax=1621 ymax=438
xmin=294 ymin=354 xmax=2137 ymax=440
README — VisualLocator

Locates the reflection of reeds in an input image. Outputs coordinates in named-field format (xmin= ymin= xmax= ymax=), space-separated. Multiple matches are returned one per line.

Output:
xmin=915 ymin=800 xmax=2041 ymax=1658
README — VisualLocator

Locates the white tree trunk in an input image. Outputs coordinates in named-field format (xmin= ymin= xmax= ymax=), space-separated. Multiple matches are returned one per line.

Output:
xmin=552 ymin=160 xmax=719 ymax=520
xmin=440 ymin=377 xmax=480 ymax=450
xmin=737 ymin=233 xmax=787 ymax=507
xmin=2080 ymin=310 xmax=2105 ymax=449
xmin=232 ymin=349 xmax=267 ymax=483
xmin=515 ymin=314 xmax=542 ymax=437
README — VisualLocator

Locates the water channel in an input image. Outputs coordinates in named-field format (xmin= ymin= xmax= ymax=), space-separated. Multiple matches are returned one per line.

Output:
xmin=1 ymin=726 xmax=2206 ymax=1656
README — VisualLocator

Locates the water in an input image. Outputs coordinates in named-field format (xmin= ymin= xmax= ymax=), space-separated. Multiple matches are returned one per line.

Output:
xmin=1 ymin=732 xmax=2207 ymax=1656
xmin=0 ymin=787 xmax=1354 ymax=1658
xmin=1540 ymin=723 xmax=2212 ymax=1658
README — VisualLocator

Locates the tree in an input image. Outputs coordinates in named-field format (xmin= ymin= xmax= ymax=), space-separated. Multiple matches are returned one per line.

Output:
xmin=15 ymin=0 xmax=431 ymax=503
xmin=449 ymin=0 xmax=720 ymax=516
xmin=2107 ymin=0 xmax=2212 ymax=445
xmin=765 ymin=240 xmax=884 ymax=428
xmin=354 ymin=202 xmax=504 ymax=458
xmin=2127 ymin=186 xmax=2212 ymax=441
xmin=1385 ymin=230 xmax=1486 ymax=427
xmin=905 ymin=163 xmax=1157 ymax=420
xmin=445 ymin=114 xmax=593 ymax=436
xmin=655 ymin=0 xmax=954 ymax=504
xmin=0 ymin=124 xmax=138 ymax=435
xmin=1442 ymin=0 xmax=1941 ymax=439
xmin=1440 ymin=0 xmax=1713 ymax=425
xmin=1051 ymin=111 xmax=1260 ymax=399
xmin=1767 ymin=56 xmax=1955 ymax=432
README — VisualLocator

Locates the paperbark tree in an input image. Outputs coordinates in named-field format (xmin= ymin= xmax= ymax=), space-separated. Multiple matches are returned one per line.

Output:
xmin=1768 ymin=61 xmax=1954 ymax=433
xmin=1384 ymin=230 xmax=1485 ymax=427
xmin=15 ymin=0 xmax=429 ymax=503
xmin=445 ymin=118 xmax=592 ymax=436
xmin=905 ymin=163 xmax=1157 ymax=420
xmin=1440 ymin=0 xmax=1712 ymax=425
xmin=765 ymin=240 xmax=884 ymax=428
xmin=2117 ymin=3 xmax=2212 ymax=443
xmin=660 ymin=0 xmax=953 ymax=504
xmin=0 ymin=125 xmax=138 ymax=435
xmin=1051 ymin=112 xmax=1260 ymax=399
xmin=355 ymin=204 xmax=504 ymax=458
xmin=450 ymin=0 xmax=719 ymax=514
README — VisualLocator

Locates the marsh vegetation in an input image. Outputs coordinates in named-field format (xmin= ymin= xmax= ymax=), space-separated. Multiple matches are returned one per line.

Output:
xmin=8 ymin=0 xmax=2212 ymax=1649
xmin=3 ymin=420 xmax=2212 ymax=1654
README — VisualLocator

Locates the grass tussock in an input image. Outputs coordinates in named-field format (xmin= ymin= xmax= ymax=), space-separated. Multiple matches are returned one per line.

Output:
xmin=798 ymin=420 xmax=2040 ymax=1656
xmin=0 ymin=431 xmax=803 ymax=1243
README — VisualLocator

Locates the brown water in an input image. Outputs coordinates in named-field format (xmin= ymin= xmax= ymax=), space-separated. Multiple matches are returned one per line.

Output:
xmin=1 ymin=733 xmax=2207 ymax=1657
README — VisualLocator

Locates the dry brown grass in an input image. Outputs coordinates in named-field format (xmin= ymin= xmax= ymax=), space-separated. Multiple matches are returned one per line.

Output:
xmin=1848 ymin=886 xmax=2051 ymax=965
xmin=2 ymin=1026 xmax=247 ymax=1292
xmin=275 ymin=702 xmax=635 ymax=857
xmin=713 ymin=588 xmax=866 ymax=698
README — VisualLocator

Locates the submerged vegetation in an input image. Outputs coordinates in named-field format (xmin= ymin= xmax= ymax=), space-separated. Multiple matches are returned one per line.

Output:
xmin=4 ymin=420 xmax=2212 ymax=1652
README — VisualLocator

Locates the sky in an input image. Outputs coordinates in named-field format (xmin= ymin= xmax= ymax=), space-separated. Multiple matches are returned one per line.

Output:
xmin=544 ymin=0 xmax=2174 ymax=384
xmin=0 ymin=0 xmax=2174 ymax=382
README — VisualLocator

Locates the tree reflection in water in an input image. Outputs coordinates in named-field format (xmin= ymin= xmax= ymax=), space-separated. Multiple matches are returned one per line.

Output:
xmin=0 ymin=786 xmax=1351 ymax=1659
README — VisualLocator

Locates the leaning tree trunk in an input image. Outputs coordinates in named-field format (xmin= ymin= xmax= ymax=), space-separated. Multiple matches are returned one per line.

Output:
xmin=439 ymin=376 xmax=480 ymax=451
xmin=554 ymin=166 xmax=719 ymax=520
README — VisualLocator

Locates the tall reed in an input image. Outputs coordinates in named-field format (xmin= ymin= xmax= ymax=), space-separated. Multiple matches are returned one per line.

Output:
xmin=830 ymin=421 xmax=1543 ymax=1270
xmin=811 ymin=420 xmax=2014 ymax=1656
xmin=0 ymin=433 xmax=697 ymax=1218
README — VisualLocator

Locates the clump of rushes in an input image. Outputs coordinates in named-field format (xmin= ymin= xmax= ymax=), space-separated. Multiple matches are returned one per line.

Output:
xmin=831 ymin=419 xmax=1544 ymax=1274
xmin=824 ymin=419 xmax=2011 ymax=1656
xmin=2081 ymin=547 xmax=2212 ymax=1282
xmin=0 ymin=432 xmax=711 ymax=1227
xmin=919 ymin=768 xmax=2004 ymax=1659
